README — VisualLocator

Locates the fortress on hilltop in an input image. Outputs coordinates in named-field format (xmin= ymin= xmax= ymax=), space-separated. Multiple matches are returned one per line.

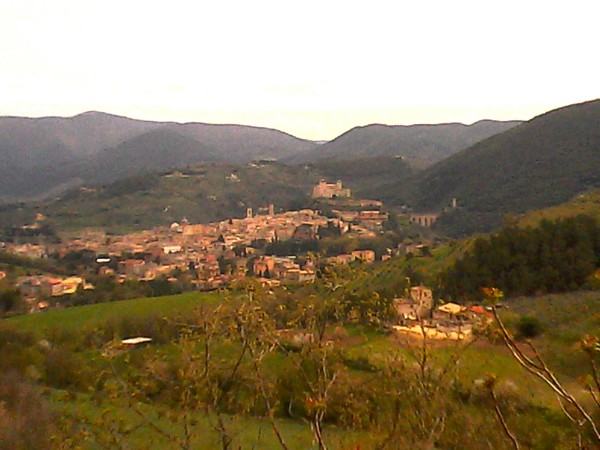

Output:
xmin=312 ymin=179 xmax=351 ymax=199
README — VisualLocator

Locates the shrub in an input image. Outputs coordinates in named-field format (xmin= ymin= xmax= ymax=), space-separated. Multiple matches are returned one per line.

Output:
xmin=516 ymin=315 xmax=543 ymax=339
xmin=0 ymin=373 xmax=58 ymax=449
xmin=43 ymin=347 xmax=85 ymax=389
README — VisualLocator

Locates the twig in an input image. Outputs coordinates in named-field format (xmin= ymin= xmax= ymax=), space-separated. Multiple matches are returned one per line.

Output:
xmin=489 ymin=386 xmax=520 ymax=450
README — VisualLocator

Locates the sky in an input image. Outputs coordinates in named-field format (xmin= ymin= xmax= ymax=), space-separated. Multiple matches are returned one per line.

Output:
xmin=1 ymin=0 xmax=599 ymax=140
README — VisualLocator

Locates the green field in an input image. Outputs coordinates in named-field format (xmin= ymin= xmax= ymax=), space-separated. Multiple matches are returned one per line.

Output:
xmin=51 ymin=389 xmax=375 ymax=450
xmin=7 ymin=288 xmax=597 ymax=383
xmin=517 ymin=189 xmax=600 ymax=228
xmin=505 ymin=291 xmax=600 ymax=377
xmin=3 ymin=289 xmax=598 ymax=449
xmin=7 ymin=291 xmax=219 ymax=335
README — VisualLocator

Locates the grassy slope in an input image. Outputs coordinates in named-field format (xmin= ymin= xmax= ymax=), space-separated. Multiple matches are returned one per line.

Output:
xmin=7 ymin=291 xmax=218 ymax=335
xmin=517 ymin=188 xmax=600 ymax=228
xmin=52 ymin=389 xmax=372 ymax=450
xmin=505 ymin=291 xmax=600 ymax=378
xmin=347 ymin=236 xmax=479 ymax=295
xmin=4 ymin=288 xmax=596 ymax=446
xmin=9 ymin=286 xmax=594 ymax=386
xmin=36 ymin=162 xmax=320 ymax=232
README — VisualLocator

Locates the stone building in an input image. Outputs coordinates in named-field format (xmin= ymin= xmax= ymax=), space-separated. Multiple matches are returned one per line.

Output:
xmin=312 ymin=179 xmax=351 ymax=199
xmin=409 ymin=213 xmax=439 ymax=228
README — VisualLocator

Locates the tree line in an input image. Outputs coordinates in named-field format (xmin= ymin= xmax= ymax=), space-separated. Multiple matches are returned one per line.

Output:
xmin=441 ymin=215 xmax=600 ymax=300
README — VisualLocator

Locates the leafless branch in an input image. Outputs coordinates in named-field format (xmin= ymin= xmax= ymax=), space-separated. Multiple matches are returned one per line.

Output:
xmin=492 ymin=307 xmax=600 ymax=442
xmin=489 ymin=385 xmax=520 ymax=450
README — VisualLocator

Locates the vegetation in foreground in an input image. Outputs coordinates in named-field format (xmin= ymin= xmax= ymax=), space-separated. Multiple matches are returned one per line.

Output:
xmin=1 ymin=280 xmax=598 ymax=449
xmin=441 ymin=215 xmax=600 ymax=300
xmin=1 ymin=209 xmax=600 ymax=449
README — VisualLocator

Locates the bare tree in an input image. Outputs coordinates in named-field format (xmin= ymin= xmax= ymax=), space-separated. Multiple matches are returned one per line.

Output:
xmin=484 ymin=287 xmax=600 ymax=446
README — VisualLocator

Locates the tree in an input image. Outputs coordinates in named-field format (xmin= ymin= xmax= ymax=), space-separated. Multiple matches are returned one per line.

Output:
xmin=0 ymin=373 xmax=59 ymax=449
xmin=515 ymin=315 xmax=542 ymax=339
xmin=484 ymin=287 xmax=600 ymax=445
xmin=0 ymin=289 xmax=24 ymax=315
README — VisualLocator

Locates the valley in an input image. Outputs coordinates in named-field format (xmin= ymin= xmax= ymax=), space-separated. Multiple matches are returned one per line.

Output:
xmin=1 ymin=99 xmax=599 ymax=449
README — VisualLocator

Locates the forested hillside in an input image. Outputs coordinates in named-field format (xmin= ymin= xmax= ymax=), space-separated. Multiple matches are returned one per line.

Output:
xmin=418 ymin=100 xmax=600 ymax=211
xmin=441 ymin=215 xmax=600 ymax=300
xmin=0 ymin=112 xmax=318 ymax=200
xmin=0 ymin=156 xmax=415 ymax=233
xmin=372 ymin=99 xmax=600 ymax=235
xmin=291 ymin=120 xmax=521 ymax=167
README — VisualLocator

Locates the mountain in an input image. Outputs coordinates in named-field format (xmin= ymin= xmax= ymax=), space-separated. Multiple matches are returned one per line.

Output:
xmin=0 ymin=155 xmax=415 ymax=233
xmin=382 ymin=99 xmax=600 ymax=235
xmin=0 ymin=110 xmax=518 ymax=201
xmin=0 ymin=111 xmax=161 ymax=161
xmin=289 ymin=120 xmax=522 ymax=166
xmin=167 ymin=122 xmax=317 ymax=161
xmin=79 ymin=129 xmax=222 ymax=184
xmin=0 ymin=112 xmax=162 ymax=199
xmin=516 ymin=188 xmax=600 ymax=228
xmin=0 ymin=112 xmax=318 ymax=200
xmin=5 ymin=162 xmax=321 ymax=233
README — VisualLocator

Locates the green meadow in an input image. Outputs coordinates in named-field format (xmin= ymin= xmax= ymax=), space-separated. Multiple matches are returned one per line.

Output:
xmin=2 ymin=289 xmax=597 ymax=448
xmin=7 ymin=291 xmax=219 ymax=335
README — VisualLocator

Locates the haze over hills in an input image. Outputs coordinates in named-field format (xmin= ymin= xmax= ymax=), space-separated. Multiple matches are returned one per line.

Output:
xmin=3 ymin=98 xmax=599 ymax=238
xmin=289 ymin=120 xmax=522 ymax=167
xmin=0 ymin=112 xmax=319 ymax=200
xmin=165 ymin=122 xmax=317 ymax=162
xmin=372 ymin=99 xmax=600 ymax=235
xmin=0 ymin=156 xmax=414 ymax=233
xmin=77 ymin=129 xmax=222 ymax=185
xmin=0 ymin=111 xmax=519 ymax=201
xmin=0 ymin=112 xmax=162 ymax=199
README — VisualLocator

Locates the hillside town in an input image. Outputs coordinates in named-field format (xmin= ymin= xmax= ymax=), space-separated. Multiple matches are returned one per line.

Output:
xmin=0 ymin=179 xmax=496 ymax=340
xmin=3 ymin=179 xmax=405 ymax=309
xmin=2 ymin=7 xmax=599 ymax=447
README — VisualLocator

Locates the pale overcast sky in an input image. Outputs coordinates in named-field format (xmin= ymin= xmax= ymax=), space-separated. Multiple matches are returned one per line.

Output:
xmin=1 ymin=0 xmax=599 ymax=140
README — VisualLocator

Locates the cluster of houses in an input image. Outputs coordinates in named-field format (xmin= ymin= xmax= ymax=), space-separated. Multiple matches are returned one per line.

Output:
xmin=2 ymin=242 xmax=48 ymax=259
xmin=81 ymin=209 xmax=336 ymax=289
xmin=3 ymin=181 xmax=442 ymax=313
xmin=16 ymin=275 xmax=95 ymax=310
xmin=392 ymin=286 xmax=493 ymax=340
xmin=325 ymin=249 xmax=376 ymax=265
xmin=4 ymin=197 xmax=393 ymax=304
xmin=252 ymin=255 xmax=317 ymax=285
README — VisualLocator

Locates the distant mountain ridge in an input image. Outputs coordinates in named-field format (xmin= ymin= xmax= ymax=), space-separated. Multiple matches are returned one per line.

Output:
xmin=289 ymin=120 xmax=522 ymax=167
xmin=2 ymin=97 xmax=599 ymax=236
xmin=0 ymin=112 xmax=318 ymax=200
xmin=371 ymin=99 xmax=600 ymax=235
xmin=0 ymin=156 xmax=414 ymax=233
xmin=0 ymin=111 xmax=521 ymax=201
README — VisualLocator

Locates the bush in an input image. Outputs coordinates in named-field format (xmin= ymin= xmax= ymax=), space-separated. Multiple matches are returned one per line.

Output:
xmin=43 ymin=347 xmax=86 ymax=389
xmin=0 ymin=373 xmax=58 ymax=449
xmin=516 ymin=315 xmax=543 ymax=339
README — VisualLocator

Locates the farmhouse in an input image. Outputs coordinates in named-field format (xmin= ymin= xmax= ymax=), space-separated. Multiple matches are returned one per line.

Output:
xmin=394 ymin=286 xmax=434 ymax=322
